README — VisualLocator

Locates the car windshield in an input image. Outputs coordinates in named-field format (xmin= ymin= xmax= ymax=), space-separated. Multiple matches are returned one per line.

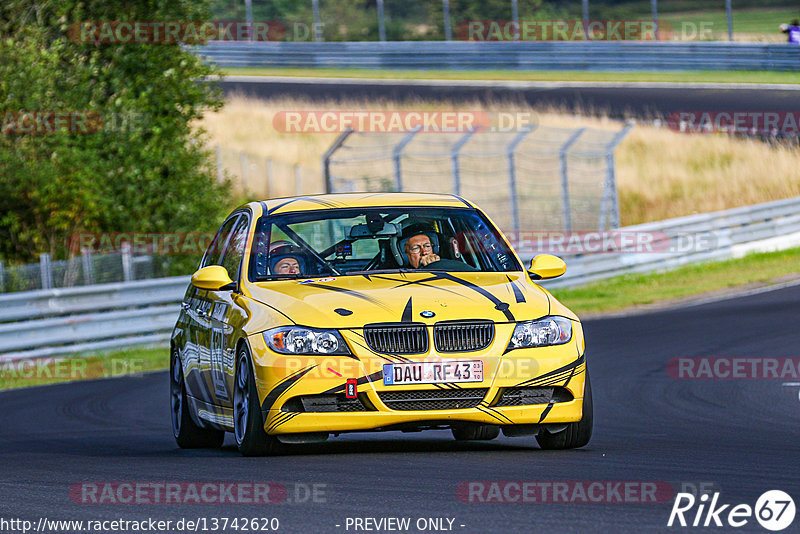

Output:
xmin=250 ymin=207 xmax=520 ymax=280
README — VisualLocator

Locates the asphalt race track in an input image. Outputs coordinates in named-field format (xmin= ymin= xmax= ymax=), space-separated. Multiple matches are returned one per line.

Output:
xmin=219 ymin=76 xmax=800 ymax=119
xmin=1 ymin=284 xmax=799 ymax=533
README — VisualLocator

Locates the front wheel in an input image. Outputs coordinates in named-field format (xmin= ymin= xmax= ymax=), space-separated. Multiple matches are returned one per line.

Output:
xmin=170 ymin=350 xmax=224 ymax=449
xmin=536 ymin=370 xmax=593 ymax=450
xmin=234 ymin=345 xmax=283 ymax=456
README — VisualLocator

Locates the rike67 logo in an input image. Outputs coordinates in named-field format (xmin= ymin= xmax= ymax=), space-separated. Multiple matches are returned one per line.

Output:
xmin=668 ymin=490 xmax=796 ymax=531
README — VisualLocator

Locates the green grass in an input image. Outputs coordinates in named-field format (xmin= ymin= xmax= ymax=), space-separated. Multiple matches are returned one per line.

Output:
xmin=3 ymin=246 xmax=800 ymax=390
xmin=0 ymin=346 xmax=167 ymax=391
xmin=221 ymin=67 xmax=798 ymax=85
xmin=553 ymin=246 xmax=800 ymax=316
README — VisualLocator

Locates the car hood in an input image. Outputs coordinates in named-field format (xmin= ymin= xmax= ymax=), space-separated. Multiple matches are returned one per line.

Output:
xmin=247 ymin=271 xmax=552 ymax=329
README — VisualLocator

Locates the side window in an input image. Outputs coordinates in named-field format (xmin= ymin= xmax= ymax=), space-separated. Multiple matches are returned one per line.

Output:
xmin=220 ymin=214 xmax=250 ymax=280
xmin=202 ymin=215 xmax=240 ymax=268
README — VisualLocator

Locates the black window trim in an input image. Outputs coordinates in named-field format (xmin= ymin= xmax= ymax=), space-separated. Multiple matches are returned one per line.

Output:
xmin=201 ymin=208 xmax=252 ymax=290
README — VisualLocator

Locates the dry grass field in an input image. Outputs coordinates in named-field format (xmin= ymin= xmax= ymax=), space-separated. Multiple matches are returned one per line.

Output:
xmin=200 ymin=95 xmax=800 ymax=225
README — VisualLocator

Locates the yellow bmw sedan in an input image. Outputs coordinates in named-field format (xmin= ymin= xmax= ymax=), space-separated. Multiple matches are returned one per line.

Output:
xmin=170 ymin=192 xmax=590 ymax=456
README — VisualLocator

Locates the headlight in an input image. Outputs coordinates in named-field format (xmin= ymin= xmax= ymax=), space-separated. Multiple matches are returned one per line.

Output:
xmin=264 ymin=326 xmax=350 ymax=355
xmin=507 ymin=316 xmax=572 ymax=350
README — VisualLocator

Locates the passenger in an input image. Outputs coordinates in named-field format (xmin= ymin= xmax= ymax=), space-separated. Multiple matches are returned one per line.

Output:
xmin=272 ymin=256 xmax=302 ymax=275
xmin=268 ymin=242 xmax=305 ymax=275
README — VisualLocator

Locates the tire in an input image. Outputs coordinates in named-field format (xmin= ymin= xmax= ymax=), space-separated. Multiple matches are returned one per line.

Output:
xmin=452 ymin=424 xmax=501 ymax=441
xmin=170 ymin=349 xmax=225 ymax=449
xmin=234 ymin=345 xmax=283 ymax=457
xmin=536 ymin=370 xmax=593 ymax=450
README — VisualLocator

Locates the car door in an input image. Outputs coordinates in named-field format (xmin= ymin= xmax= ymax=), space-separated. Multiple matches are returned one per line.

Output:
xmin=202 ymin=211 xmax=251 ymax=408
xmin=183 ymin=214 xmax=241 ymax=402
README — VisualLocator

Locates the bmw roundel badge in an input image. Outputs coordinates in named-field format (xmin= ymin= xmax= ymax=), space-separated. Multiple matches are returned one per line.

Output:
xmin=420 ymin=310 xmax=436 ymax=318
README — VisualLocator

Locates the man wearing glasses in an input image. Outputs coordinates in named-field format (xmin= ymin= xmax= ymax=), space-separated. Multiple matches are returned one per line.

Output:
xmin=404 ymin=233 xmax=441 ymax=268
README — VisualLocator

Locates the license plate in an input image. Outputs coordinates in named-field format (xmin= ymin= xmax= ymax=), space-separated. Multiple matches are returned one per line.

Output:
xmin=383 ymin=360 xmax=483 ymax=385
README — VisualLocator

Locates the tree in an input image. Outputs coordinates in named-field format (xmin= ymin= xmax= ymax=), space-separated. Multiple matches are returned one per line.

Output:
xmin=0 ymin=0 xmax=230 ymax=267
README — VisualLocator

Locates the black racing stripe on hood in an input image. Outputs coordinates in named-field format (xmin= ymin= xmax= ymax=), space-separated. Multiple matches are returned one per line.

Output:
xmin=304 ymin=283 xmax=394 ymax=312
xmin=260 ymin=365 xmax=317 ymax=412
xmin=380 ymin=276 xmax=466 ymax=298
xmin=401 ymin=297 xmax=413 ymax=322
xmin=374 ymin=273 xmax=513 ymax=319
xmin=320 ymin=369 xmax=383 ymax=395
xmin=433 ymin=272 xmax=515 ymax=321
xmin=506 ymin=275 xmax=526 ymax=303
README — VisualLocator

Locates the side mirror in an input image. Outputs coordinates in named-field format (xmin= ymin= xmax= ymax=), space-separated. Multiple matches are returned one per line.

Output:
xmin=528 ymin=254 xmax=566 ymax=280
xmin=191 ymin=265 xmax=236 ymax=291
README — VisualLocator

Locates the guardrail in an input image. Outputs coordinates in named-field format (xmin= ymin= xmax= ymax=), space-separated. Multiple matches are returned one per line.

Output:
xmin=537 ymin=196 xmax=800 ymax=288
xmin=2 ymin=196 xmax=799 ymax=359
xmin=0 ymin=277 xmax=189 ymax=360
xmin=192 ymin=41 xmax=800 ymax=71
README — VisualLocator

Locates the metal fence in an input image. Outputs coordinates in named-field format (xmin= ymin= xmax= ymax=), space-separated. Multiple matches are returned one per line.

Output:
xmin=214 ymin=0 xmax=796 ymax=43
xmin=194 ymin=41 xmax=800 ymax=72
xmin=2 ymin=195 xmax=799 ymax=359
xmin=323 ymin=124 xmax=631 ymax=234
xmin=0 ymin=250 xmax=160 ymax=294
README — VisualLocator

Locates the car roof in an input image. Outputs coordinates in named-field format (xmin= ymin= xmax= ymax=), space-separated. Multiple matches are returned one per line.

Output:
xmin=248 ymin=192 xmax=475 ymax=216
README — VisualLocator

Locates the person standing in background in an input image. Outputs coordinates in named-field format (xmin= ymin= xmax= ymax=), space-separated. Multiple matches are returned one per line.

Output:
xmin=779 ymin=19 xmax=800 ymax=44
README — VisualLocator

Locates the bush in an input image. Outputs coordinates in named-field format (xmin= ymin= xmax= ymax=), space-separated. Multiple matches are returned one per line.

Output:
xmin=0 ymin=0 xmax=231 ymax=269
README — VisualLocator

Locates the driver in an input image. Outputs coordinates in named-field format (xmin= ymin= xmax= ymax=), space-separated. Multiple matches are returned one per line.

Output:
xmin=404 ymin=233 xmax=440 ymax=268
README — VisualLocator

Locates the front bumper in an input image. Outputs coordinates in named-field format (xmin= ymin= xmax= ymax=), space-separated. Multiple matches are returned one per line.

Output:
xmin=249 ymin=322 xmax=587 ymax=435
